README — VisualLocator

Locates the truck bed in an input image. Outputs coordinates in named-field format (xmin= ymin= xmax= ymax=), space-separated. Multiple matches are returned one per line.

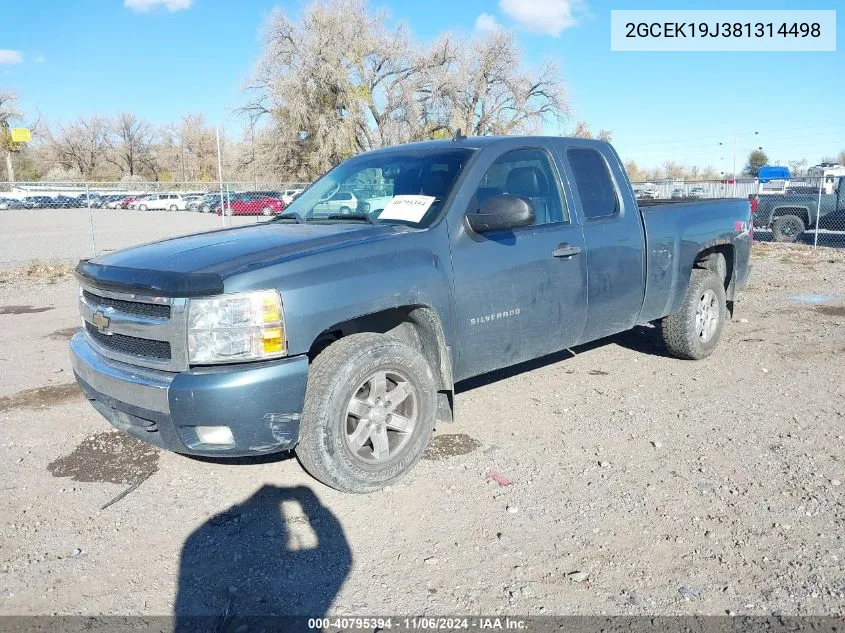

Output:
xmin=637 ymin=198 xmax=752 ymax=323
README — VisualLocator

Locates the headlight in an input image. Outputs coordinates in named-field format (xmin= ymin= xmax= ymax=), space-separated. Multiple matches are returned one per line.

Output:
xmin=187 ymin=290 xmax=286 ymax=364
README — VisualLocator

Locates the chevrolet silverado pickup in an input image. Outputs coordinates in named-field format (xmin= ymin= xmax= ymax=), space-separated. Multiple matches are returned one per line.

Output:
xmin=751 ymin=175 xmax=844 ymax=242
xmin=70 ymin=136 xmax=752 ymax=493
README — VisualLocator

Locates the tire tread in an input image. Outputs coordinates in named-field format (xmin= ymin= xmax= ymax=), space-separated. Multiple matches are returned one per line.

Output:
xmin=662 ymin=268 xmax=727 ymax=360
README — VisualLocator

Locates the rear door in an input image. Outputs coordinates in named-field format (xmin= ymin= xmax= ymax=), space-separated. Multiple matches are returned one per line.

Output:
xmin=557 ymin=141 xmax=646 ymax=343
xmin=448 ymin=143 xmax=588 ymax=380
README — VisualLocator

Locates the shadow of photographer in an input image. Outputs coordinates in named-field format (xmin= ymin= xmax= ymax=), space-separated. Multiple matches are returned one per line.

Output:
xmin=174 ymin=484 xmax=351 ymax=631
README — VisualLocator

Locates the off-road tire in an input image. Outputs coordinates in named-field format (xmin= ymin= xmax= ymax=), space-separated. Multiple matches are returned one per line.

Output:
xmin=662 ymin=268 xmax=727 ymax=360
xmin=771 ymin=214 xmax=805 ymax=243
xmin=295 ymin=333 xmax=437 ymax=493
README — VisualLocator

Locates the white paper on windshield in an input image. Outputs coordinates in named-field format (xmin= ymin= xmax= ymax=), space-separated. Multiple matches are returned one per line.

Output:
xmin=378 ymin=195 xmax=435 ymax=223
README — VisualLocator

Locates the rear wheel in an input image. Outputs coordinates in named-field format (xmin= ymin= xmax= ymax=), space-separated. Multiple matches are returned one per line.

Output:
xmin=296 ymin=333 xmax=437 ymax=493
xmin=138 ymin=204 xmax=147 ymax=211
xmin=662 ymin=269 xmax=727 ymax=360
xmin=169 ymin=204 xmax=178 ymax=211
xmin=338 ymin=205 xmax=352 ymax=215
xmin=261 ymin=206 xmax=273 ymax=216
xmin=771 ymin=214 xmax=805 ymax=243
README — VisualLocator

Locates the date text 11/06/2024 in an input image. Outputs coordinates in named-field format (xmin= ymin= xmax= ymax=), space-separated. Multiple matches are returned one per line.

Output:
xmin=307 ymin=617 xmax=528 ymax=630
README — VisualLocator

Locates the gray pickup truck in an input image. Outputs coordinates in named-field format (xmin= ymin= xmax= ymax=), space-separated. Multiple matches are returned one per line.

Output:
xmin=70 ymin=136 xmax=752 ymax=493
xmin=751 ymin=176 xmax=844 ymax=242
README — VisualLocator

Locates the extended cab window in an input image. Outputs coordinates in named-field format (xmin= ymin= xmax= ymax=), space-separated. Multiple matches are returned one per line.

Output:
xmin=567 ymin=148 xmax=619 ymax=219
xmin=470 ymin=148 xmax=566 ymax=225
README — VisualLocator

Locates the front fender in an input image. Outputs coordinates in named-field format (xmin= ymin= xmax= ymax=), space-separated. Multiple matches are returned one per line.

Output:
xmin=222 ymin=225 xmax=457 ymax=358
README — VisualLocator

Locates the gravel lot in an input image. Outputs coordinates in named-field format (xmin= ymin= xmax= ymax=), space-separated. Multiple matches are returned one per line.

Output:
xmin=0 ymin=209 xmax=258 ymax=269
xmin=0 ymin=212 xmax=843 ymax=619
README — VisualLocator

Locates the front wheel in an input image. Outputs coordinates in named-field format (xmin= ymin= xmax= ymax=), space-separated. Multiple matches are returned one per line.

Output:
xmin=138 ymin=204 xmax=147 ymax=211
xmin=261 ymin=206 xmax=273 ymax=216
xmin=296 ymin=333 xmax=438 ymax=493
xmin=661 ymin=269 xmax=727 ymax=360
xmin=169 ymin=204 xmax=178 ymax=211
xmin=771 ymin=214 xmax=805 ymax=243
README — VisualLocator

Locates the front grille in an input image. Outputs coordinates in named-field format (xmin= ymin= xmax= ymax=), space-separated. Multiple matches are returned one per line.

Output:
xmin=83 ymin=290 xmax=171 ymax=319
xmin=86 ymin=322 xmax=172 ymax=361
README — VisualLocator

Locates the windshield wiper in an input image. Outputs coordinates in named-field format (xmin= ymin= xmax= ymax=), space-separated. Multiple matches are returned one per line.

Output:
xmin=324 ymin=213 xmax=379 ymax=225
xmin=271 ymin=211 xmax=307 ymax=224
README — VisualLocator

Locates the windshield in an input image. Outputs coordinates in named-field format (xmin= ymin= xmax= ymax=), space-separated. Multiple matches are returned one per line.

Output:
xmin=283 ymin=147 xmax=475 ymax=226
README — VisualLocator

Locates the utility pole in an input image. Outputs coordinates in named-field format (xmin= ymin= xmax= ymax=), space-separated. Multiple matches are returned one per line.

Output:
xmin=2 ymin=122 xmax=14 ymax=186
xmin=720 ymin=131 xmax=759 ymax=179
xmin=4 ymin=149 xmax=13 ymax=186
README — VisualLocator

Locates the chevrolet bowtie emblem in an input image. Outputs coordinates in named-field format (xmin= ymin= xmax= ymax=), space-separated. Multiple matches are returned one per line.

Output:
xmin=92 ymin=311 xmax=111 ymax=332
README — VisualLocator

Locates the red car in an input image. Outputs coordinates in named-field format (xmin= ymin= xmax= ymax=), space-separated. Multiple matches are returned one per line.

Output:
xmin=216 ymin=193 xmax=287 ymax=216
xmin=119 ymin=195 xmax=146 ymax=209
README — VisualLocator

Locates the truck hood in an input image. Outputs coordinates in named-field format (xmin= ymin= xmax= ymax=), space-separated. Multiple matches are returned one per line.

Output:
xmin=77 ymin=222 xmax=404 ymax=296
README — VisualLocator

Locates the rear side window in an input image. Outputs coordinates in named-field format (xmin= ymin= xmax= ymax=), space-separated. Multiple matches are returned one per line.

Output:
xmin=567 ymin=148 xmax=619 ymax=219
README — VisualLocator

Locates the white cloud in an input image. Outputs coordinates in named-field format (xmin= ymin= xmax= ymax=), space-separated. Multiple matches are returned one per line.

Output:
xmin=475 ymin=13 xmax=501 ymax=33
xmin=124 ymin=0 xmax=193 ymax=13
xmin=0 ymin=50 xmax=23 ymax=64
xmin=34 ymin=55 xmax=46 ymax=64
xmin=499 ymin=0 xmax=584 ymax=36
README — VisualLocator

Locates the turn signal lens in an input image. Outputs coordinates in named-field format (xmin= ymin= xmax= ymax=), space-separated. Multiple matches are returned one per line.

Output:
xmin=187 ymin=290 xmax=286 ymax=364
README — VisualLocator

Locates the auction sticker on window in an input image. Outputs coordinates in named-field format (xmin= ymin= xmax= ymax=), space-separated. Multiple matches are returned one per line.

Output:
xmin=611 ymin=10 xmax=836 ymax=51
xmin=378 ymin=195 xmax=436 ymax=223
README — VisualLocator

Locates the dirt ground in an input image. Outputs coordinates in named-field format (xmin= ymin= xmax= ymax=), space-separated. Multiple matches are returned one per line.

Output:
xmin=0 ymin=239 xmax=843 ymax=618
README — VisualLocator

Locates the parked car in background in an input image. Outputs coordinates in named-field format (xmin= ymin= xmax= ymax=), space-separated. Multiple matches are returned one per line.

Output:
xmin=119 ymin=195 xmax=147 ymax=209
xmin=688 ymin=187 xmax=707 ymax=199
xmin=634 ymin=189 xmax=658 ymax=200
xmin=131 ymin=194 xmax=187 ymax=211
xmin=751 ymin=176 xmax=845 ymax=242
xmin=216 ymin=192 xmax=287 ymax=216
xmin=311 ymin=190 xmax=358 ymax=214
xmin=52 ymin=195 xmax=83 ymax=208
xmin=198 ymin=192 xmax=231 ymax=213
xmin=280 ymin=188 xmax=305 ymax=204
xmin=95 ymin=194 xmax=124 ymax=209
xmin=23 ymin=196 xmax=54 ymax=208
xmin=183 ymin=194 xmax=204 ymax=211
xmin=671 ymin=188 xmax=686 ymax=199
xmin=0 ymin=197 xmax=16 ymax=210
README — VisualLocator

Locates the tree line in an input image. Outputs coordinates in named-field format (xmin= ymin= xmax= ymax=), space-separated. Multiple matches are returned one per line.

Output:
xmin=2 ymin=0 xmax=573 ymax=183
xmin=2 ymin=0 xmax=843 ymax=184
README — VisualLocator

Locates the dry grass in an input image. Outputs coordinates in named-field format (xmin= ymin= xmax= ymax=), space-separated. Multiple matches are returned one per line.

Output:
xmin=752 ymin=242 xmax=845 ymax=265
xmin=0 ymin=260 xmax=76 ymax=285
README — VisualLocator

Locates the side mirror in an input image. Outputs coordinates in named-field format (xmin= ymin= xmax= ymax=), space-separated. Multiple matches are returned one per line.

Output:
xmin=465 ymin=194 xmax=535 ymax=233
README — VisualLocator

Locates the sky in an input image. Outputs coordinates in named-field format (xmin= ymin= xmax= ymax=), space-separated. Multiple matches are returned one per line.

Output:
xmin=1 ymin=0 xmax=843 ymax=171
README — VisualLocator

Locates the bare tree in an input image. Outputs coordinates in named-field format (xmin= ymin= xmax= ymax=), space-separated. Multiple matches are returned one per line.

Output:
xmin=1 ymin=92 xmax=25 ymax=183
xmin=624 ymin=160 xmax=647 ymax=183
xmin=107 ymin=112 xmax=155 ymax=177
xmin=241 ymin=0 xmax=570 ymax=178
xmin=571 ymin=121 xmax=591 ymax=138
xmin=46 ymin=116 xmax=112 ymax=179
xmin=661 ymin=161 xmax=686 ymax=179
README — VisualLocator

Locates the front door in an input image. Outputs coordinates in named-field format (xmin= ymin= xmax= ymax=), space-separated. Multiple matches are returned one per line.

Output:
xmin=449 ymin=145 xmax=588 ymax=380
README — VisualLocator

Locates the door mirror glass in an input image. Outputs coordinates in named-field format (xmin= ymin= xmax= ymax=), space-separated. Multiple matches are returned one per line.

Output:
xmin=465 ymin=194 xmax=535 ymax=233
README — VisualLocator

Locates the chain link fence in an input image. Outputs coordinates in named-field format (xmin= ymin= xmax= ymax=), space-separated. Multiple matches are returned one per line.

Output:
xmin=633 ymin=174 xmax=844 ymax=247
xmin=0 ymin=173 xmax=842 ymax=269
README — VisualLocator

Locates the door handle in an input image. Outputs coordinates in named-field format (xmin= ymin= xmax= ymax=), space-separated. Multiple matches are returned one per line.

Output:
xmin=552 ymin=243 xmax=582 ymax=258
